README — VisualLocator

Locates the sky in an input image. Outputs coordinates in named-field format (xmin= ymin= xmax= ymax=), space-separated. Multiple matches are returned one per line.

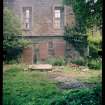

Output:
xmin=86 ymin=0 xmax=98 ymax=3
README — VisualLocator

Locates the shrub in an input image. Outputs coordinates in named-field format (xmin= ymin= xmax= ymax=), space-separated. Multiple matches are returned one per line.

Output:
xmin=4 ymin=47 xmax=22 ymax=64
xmin=71 ymin=57 xmax=86 ymax=66
xmin=50 ymin=85 xmax=102 ymax=105
xmin=3 ymin=8 xmax=21 ymax=52
xmin=46 ymin=57 xmax=66 ymax=66
xmin=3 ymin=8 xmax=32 ymax=63
xmin=5 ymin=60 xmax=18 ymax=64
xmin=88 ymin=58 xmax=102 ymax=70
xmin=89 ymin=42 xmax=100 ymax=58
xmin=87 ymin=30 xmax=102 ymax=59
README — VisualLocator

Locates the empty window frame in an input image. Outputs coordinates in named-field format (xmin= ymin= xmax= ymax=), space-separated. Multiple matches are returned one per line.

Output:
xmin=23 ymin=7 xmax=32 ymax=30
xmin=54 ymin=7 xmax=64 ymax=29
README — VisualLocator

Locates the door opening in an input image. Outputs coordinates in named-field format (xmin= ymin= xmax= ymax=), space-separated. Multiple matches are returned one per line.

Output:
xmin=33 ymin=44 xmax=40 ymax=64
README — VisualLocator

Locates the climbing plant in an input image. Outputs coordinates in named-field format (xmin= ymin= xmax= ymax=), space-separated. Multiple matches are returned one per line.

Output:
xmin=63 ymin=0 xmax=102 ymax=58
xmin=64 ymin=27 xmax=88 ymax=57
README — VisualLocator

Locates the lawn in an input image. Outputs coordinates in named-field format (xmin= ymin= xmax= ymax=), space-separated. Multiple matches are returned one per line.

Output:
xmin=3 ymin=64 xmax=102 ymax=105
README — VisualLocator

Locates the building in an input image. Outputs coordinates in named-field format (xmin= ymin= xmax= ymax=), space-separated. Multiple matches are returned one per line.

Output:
xmin=4 ymin=0 xmax=83 ymax=64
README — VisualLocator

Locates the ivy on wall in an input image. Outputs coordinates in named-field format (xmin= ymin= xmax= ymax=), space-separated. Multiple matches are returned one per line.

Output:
xmin=64 ymin=27 xmax=88 ymax=57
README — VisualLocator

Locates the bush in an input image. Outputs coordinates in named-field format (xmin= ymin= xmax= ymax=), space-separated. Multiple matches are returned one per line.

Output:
xmin=89 ymin=42 xmax=100 ymax=58
xmin=46 ymin=57 xmax=66 ymax=66
xmin=3 ymin=8 xmax=31 ymax=63
xmin=4 ymin=60 xmax=18 ymax=64
xmin=4 ymin=47 xmax=22 ymax=64
xmin=88 ymin=58 xmax=102 ymax=70
xmin=87 ymin=30 xmax=102 ymax=59
xmin=3 ymin=7 xmax=21 ymax=50
xmin=71 ymin=57 xmax=86 ymax=66
xmin=3 ymin=8 xmax=23 ymax=63
xmin=50 ymin=85 xmax=102 ymax=105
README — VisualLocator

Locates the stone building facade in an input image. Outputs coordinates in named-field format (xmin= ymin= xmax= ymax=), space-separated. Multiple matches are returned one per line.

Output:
xmin=4 ymin=0 xmax=81 ymax=64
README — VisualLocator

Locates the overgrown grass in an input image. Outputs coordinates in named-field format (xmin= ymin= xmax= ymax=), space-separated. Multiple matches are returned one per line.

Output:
xmin=3 ymin=65 xmax=102 ymax=105
xmin=50 ymin=84 xmax=102 ymax=105
xmin=3 ymin=66 xmax=63 ymax=105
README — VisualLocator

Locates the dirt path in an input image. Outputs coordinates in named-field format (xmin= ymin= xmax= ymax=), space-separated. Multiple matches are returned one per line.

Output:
xmin=48 ymin=70 xmax=96 ymax=90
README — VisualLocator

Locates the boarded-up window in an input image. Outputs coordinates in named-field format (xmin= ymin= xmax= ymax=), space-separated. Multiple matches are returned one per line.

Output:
xmin=23 ymin=7 xmax=32 ymax=30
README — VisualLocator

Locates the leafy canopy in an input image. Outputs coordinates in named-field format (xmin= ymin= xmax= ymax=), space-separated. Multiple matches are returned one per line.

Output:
xmin=3 ymin=7 xmax=21 ymax=49
xmin=63 ymin=0 xmax=102 ymax=33
xmin=3 ymin=8 xmax=31 ymax=62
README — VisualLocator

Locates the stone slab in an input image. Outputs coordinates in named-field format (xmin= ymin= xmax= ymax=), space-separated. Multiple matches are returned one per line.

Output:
xmin=28 ymin=64 xmax=52 ymax=71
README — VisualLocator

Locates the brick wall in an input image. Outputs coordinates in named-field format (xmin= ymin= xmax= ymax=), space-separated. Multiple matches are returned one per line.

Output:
xmin=21 ymin=46 xmax=33 ymax=64
xmin=4 ymin=0 xmax=75 ymax=36
xmin=21 ymin=39 xmax=82 ymax=64
xmin=39 ymin=42 xmax=48 ymax=61
xmin=54 ymin=40 xmax=65 ymax=57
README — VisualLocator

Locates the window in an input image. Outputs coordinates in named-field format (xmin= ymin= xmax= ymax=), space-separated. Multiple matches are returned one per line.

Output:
xmin=54 ymin=7 xmax=64 ymax=29
xmin=55 ymin=10 xmax=60 ymax=18
xmin=23 ymin=7 xmax=32 ymax=30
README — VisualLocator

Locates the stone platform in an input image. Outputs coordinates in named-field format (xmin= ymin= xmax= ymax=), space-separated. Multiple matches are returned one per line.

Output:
xmin=27 ymin=64 xmax=53 ymax=71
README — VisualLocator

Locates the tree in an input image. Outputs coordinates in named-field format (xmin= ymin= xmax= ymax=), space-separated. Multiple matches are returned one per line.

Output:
xmin=3 ymin=7 xmax=21 ymax=49
xmin=63 ymin=0 xmax=102 ymax=33
xmin=3 ymin=8 xmax=32 ymax=62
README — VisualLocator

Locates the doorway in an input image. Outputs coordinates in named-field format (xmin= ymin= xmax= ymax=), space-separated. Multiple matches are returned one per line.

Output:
xmin=33 ymin=44 xmax=40 ymax=64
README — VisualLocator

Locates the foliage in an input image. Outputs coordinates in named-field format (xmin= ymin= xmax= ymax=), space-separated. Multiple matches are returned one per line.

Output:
xmin=64 ymin=27 xmax=85 ymax=36
xmin=3 ymin=8 xmax=31 ymax=63
xmin=87 ymin=30 xmax=102 ymax=59
xmin=89 ymin=43 xmax=100 ymax=58
xmin=3 ymin=66 xmax=63 ymax=105
xmin=64 ymin=27 xmax=88 ymax=57
xmin=3 ymin=7 xmax=21 ymax=49
xmin=4 ymin=47 xmax=22 ymax=63
xmin=71 ymin=57 xmax=86 ymax=66
xmin=46 ymin=57 xmax=66 ymax=66
xmin=50 ymin=85 xmax=102 ymax=105
xmin=3 ymin=65 xmax=102 ymax=105
xmin=87 ymin=29 xmax=102 ymax=43
xmin=63 ymin=0 xmax=102 ymax=32
xmin=88 ymin=58 xmax=102 ymax=70
xmin=18 ymin=38 xmax=32 ymax=48
xmin=53 ymin=85 xmax=102 ymax=105
xmin=63 ymin=0 xmax=102 ymax=63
